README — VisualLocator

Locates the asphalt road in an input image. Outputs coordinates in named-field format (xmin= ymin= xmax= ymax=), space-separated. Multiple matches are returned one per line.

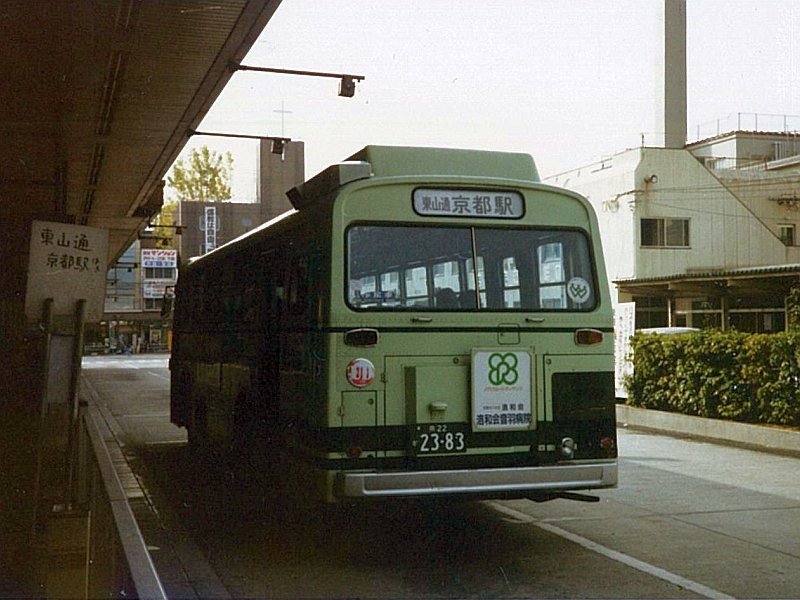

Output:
xmin=83 ymin=355 xmax=800 ymax=599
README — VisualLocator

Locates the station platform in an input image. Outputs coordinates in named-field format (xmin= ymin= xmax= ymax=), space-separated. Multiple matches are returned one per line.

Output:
xmin=0 ymin=354 xmax=228 ymax=598
xmin=0 ymin=392 xmax=42 ymax=597
xmin=80 ymin=354 xmax=230 ymax=599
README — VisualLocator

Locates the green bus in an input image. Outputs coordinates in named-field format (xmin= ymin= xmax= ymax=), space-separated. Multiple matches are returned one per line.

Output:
xmin=169 ymin=146 xmax=617 ymax=503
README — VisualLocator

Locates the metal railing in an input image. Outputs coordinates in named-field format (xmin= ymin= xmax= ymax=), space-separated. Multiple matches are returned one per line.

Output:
xmin=41 ymin=401 xmax=167 ymax=600
xmin=36 ymin=296 xmax=167 ymax=599
xmin=689 ymin=112 xmax=800 ymax=143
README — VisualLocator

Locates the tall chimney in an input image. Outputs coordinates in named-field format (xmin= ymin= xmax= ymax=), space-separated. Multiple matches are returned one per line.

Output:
xmin=258 ymin=140 xmax=305 ymax=222
xmin=655 ymin=0 xmax=687 ymax=148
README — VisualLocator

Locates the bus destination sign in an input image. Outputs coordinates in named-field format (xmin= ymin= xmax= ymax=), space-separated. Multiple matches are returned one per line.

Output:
xmin=413 ymin=188 xmax=524 ymax=219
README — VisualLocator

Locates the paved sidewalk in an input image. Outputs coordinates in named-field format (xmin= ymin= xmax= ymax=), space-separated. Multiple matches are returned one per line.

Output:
xmin=80 ymin=357 xmax=231 ymax=599
xmin=616 ymin=404 xmax=800 ymax=457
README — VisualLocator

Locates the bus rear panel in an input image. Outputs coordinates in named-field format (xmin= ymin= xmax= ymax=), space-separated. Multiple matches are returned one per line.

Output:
xmin=170 ymin=146 xmax=617 ymax=503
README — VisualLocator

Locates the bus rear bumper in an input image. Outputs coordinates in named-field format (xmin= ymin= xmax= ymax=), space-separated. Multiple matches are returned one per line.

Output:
xmin=336 ymin=461 xmax=617 ymax=499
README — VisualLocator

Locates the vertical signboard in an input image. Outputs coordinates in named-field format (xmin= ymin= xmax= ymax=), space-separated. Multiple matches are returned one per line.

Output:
xmin=25 ymin=221 xmax=109 ymax=321
xmin=614 ymin=302 xmax=636 ymax=399
xmin=204 ymin=206 xmax=217 ymax=253
xmin=141 ymin=249 xmax=177 ymax=305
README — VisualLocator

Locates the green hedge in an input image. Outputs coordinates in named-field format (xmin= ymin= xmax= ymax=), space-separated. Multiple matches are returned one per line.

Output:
xmin=625 ymin=330 xmax=800 ymax=427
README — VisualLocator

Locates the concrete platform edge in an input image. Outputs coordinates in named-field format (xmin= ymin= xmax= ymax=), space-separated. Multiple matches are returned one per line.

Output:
xmin=80 ymin=375 xmax=232 ymax=599
xmin=616 ymin=404 xmax=800 ymax=456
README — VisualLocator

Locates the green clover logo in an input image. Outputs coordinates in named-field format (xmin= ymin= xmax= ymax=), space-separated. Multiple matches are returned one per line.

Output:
xmin=488 ymin=352 xmax=519 ymax=386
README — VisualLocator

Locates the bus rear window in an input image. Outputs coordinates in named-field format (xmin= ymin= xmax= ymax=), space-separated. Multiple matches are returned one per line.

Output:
xmin=347 ymin=225 xmax=596 ymax=311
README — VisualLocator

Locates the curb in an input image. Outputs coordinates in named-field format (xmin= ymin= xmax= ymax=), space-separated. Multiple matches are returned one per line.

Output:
xmin=81 ymin=376 xmax=231 ymax=599
xmin=616 ymin=404 xmax=800 ymax=456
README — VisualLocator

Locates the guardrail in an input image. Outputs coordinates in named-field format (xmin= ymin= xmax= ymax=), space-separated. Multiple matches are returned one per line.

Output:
xmin=689 ymin=112 xmax=800 ymax=143
xmin=31 ymin=296 xmax=168 ymax=597
xmin=43 ymin=402 xmax=167 ymax=599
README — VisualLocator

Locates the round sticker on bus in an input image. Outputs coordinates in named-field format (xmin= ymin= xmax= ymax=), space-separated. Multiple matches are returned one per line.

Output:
xmin=567 ymin=277 xmax=591 ymax=304
xmin=346 ymin=358 xmax=375 ymax=388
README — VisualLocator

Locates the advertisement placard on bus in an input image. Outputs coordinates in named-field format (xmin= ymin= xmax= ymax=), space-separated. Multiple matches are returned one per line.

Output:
xmin=472 ymin=349 xmax=533 ymax=430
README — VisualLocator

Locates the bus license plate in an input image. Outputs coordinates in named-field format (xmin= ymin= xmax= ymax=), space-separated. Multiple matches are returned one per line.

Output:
xmin=412 ymin=423 xmax=468 ymax=454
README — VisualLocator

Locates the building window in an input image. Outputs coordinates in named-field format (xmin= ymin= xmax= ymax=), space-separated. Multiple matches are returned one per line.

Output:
xmin=632 ymin=296 xmax=668 ymax=329
xmin=675 ymin=296 xmax=722 ymax=330
xmin=779 ymin=224 xmax=795 ymax=247
xmin=144 ymin=298 xmax=163 ymax=311
xmin=144 ymin=267 xmax=175 ymax=279
xmin=641 ymin=218 xmax=690 ymax=248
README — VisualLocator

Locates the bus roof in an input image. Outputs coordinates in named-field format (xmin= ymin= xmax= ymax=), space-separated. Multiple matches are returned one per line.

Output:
xmin=349 ymin=145 xmax=539 ymax=181
xmin=287 ymin=145 xmax=540 ymax=210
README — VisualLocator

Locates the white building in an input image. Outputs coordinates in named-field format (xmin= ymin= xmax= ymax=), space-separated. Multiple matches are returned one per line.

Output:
xmin=546 ymin=1 xmax=800 ymax=333
xmin=549 ymin=125 xmax=800 ymax=332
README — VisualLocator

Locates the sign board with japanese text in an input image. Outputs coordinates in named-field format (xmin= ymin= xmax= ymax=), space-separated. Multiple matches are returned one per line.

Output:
xmin=413 ymin=188 xmax=524 ymax=219
xmin=142 ymin=279 xmax=173 ymax=299
xmin=25 ymin=221 xmax=109 ymax=322
xmin=204 ymin=205 xmax=217 ymax=253
xmin=471 ymin=349 xmax=533 ymax=430
xmin=141 ymin=248 xmax=177 ymax=268
xmin=613 ymin=302 xmax=636 ymax=399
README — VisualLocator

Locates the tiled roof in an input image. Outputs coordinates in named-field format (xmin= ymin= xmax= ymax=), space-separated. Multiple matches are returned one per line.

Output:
xmin=614 ymin=264 xmax=800 ymax=286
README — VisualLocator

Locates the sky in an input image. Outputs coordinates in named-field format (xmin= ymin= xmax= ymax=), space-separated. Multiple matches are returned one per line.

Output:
xmin=169 ymin=0 xmax=800 ymax=203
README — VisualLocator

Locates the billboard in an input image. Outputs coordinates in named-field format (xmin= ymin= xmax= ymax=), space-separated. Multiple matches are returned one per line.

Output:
xmin=141 ymin=248 xmax=177 ymax=268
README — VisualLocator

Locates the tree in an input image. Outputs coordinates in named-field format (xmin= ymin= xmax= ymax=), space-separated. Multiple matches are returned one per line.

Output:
xmin=167 ymin=145 xmax=233 ymax=202
xmin=787 ymin=285 xmax=800 ymax=333
xmin=150 ymin=201 xmax=178 ymax=249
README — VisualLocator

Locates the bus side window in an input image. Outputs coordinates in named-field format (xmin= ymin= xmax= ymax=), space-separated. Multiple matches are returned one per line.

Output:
xmin=465 ymin=256 xmax=486 ymax=308
xmin=210 ymin=290 xmax=222 ymax=327
xmin=404 ymin=266 xmax=430 ymax=307
xmin=349 ymin=278 xmax=362 ymax=304
xmin=379 ymin=271 xmax=401 ymax=306
xmin=458 ymin=290 xmax=477 ymax=309
xmin=537 ymin=242 xmax=567 ymax=309
xmin=433 ymin=260 xmax=461 ymax=294
xmin=243 ymin=278 xmax=259 ymax=323
xmin=287 ymin=255 xmax=309 ymax=316
xmin=479 ymin=253 xmax=505 ymax=310
xmin=512 ymin=251 xmax=537 ymax=310
xmin=435 ymin=287 xmax=459 ymax=309
xmin=272 ymin=274 xmax=285 ymax=316
xmin=221 ymin=265 xmax=239 ymax=323
xmin=196 ymin=277 xmax=205 ymax=324
xmin=501 ymin=256 xmax=521 ymax=308
xmin=354 ymin=275 xmax=377 ymax=306
xmin=261 ymin=250 xmax=285 ymax=318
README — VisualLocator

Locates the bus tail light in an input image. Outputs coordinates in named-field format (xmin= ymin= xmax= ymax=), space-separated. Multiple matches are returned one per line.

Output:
xmin=575 ymin=329 xmax=603 ymax=345
xmin=346 ymin=445 xmax=362 ymax=458
xmin=345 ymin=328 xmax=379 ymax=346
